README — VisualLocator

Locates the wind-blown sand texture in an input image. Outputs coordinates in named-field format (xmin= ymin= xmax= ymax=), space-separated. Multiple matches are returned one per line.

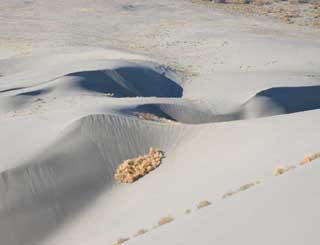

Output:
xmin=0 ymin=0 xmax=320 ymax=245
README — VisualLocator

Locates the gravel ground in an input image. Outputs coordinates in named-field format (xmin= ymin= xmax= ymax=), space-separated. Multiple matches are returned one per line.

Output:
xmin=198 ymin=0 xmax=320 ymax=27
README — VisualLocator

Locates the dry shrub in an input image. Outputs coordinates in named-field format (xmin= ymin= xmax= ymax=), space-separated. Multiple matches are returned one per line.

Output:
xmin=133 ymin=112 xmax=176 ymax=123
xmin=158 ymin=216 xmax=174 ymax=226
xmin=197 ymin=200 xmax=212 ymax=209
xmin=115 ymin=237 xmax=130 ymax=244
xmin=134 ymin=229 xmax=148 ymax=237
xmin=281 ymin=14 xmax=294 ymax=23
xmin=185 ymin=209 xmax=192 ymax=214
xmin=300 ymin=152 xmax=320 ymax=165
xmin=273 ymin=165 xmax=296 ymax=176
xmin=115 ymin=148 xmax=165 ymax=183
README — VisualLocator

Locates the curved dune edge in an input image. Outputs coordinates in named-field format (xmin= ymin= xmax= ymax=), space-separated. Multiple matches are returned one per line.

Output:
xmin=1 ymin=64 xmax=182 ymax=99
xmin=1 ymin=53 xmax=320 ymax=125
xmin=0 ymin=51 xmax=319 ymax=245
xmin=117 ymin=84 xmax=320 ymax=125
xmin=0 ymin=113 xmax=190 ymax=245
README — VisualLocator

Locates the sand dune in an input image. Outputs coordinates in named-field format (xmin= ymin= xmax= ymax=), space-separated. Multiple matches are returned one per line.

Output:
xmin=0 ymin=0 xmax=320 ymax=245
xmin=0 ymin=113 xmax=189 ymax=245
xmin=0 ymin=51 xmax=319 ymax=245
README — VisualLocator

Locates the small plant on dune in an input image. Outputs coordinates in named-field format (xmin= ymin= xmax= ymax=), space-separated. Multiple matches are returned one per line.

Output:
xmin=185 ymin=209 xmax=192 ymax=214
xmin=300 ymin=152 xmax=320 ymax=165
xmin=273 ymin=165 xmax=295 ymax=176
xmin=115 ymin=237 xmax=130 ymax=244
xmin=133 ymin=112 xmax=176 ymax=123
xmin=158 ymin=216 xmax=174 ymax=226
xmin=133 ymin=229 xmax=148 ymax=237
xmin=114 ymin=148 xmax=165 ymax=183
xmin=196 ymin=200 xmax=211 ymax=209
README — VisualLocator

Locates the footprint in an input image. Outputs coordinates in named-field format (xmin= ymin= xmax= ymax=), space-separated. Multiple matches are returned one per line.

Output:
xmin=273 ymin=165 xmax=295 ymax=176
xmin=223 ymin=181 xmax=261 ymax=198
xmin=133 ymin=229 xmax=148 ymax=237
xmin=157 ymin=216 xmax=174 ymax=226
xmin=196 ymin=200 xmax=211 ymax=209
xmin=300 ymin=153 xmax=320 ymax=165
xmin=114 ymin=237 xmax=130 ymax=245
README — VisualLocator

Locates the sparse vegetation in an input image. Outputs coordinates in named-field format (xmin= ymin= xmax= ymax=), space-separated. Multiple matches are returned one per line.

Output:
xmin=133 ymin=112 xmax=176 ymax=123
xmin=114 ymin=150 xmax=320 ymax=243
xmin=202 ymin=0 xmax=320 ymax=27
xmin=114 ymin=148 xmax=165 ymax=183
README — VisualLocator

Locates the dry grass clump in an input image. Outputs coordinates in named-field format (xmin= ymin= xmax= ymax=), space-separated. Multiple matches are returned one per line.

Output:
xmin=197 ymin=200 xmax=212 ymax=209
xmin=115 ymin=148 xmax=165 ymax=183
xmin=158 ymin=216 xmax=174 ymax=226
xmin=300 ymin=152 xmax=320 ymax=165
xmin=133 ymin=229 xmax=148 ymax=237
xmin=133 ymin=112 xmax=176 ymax=123
xmin=114 ymin=237 xmax=130 ymax=244
xmin=185 ymin=209 xmax=192 ymax=214
xmin=273 ymin=165 xmax=296 ymax=176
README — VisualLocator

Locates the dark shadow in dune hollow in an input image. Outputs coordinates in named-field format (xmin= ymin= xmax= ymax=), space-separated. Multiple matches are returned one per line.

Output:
xmin=17 ymin=88 xmax=51 ymax=96
xmin=253 ymin=85 xmax=320 ymax=114
xmin=124 ymin=85 xmax=320 ymax=124
xmin=121 ymin=103 xmax=219 ymax=124
xmin=66 ymin=67 xmax=183 ymax=98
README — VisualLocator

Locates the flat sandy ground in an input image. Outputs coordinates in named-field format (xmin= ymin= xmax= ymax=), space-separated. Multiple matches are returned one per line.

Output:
xmin=0 ymin=1 xmax=320 ymax=245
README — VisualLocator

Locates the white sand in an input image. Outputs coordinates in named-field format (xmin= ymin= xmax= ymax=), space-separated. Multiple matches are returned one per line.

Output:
xmin=0 ymin=1 xmax=320 ymax=245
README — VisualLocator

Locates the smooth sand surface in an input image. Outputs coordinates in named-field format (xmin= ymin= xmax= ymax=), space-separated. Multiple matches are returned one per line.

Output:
xmin=0 ymin=1 xmax=320 ymax=245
